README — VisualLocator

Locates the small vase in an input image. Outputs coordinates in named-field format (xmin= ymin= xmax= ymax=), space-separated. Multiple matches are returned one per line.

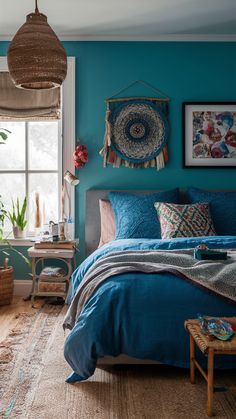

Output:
xmin=13 ymin=226 xmax=26 ymax=239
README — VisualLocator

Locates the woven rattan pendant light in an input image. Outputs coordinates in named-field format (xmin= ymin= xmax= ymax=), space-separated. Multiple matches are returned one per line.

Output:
xmin=7 ymin=0 xmax=67 ymax=89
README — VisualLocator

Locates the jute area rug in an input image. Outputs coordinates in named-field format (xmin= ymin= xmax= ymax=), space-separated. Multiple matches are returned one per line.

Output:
xmin=0 ymin=302 xmax=236 ymax=419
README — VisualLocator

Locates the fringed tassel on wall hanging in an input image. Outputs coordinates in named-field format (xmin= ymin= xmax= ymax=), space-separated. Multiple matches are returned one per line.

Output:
xmin=101 ymin=107 xmax=112 ymax=167
xmin=100 ymin=80 xmax=170 ymax=171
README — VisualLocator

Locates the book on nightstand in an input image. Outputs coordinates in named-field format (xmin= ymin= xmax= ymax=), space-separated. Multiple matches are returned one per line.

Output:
xmin=34 ymin=240 xmax=75 ymax=250
xmin=38 ymin=267 xmax=67 ymax=293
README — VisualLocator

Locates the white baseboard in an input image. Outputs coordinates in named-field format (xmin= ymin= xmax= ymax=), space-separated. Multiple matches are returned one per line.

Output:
xmin=14 ymin=280 xmax=32 ymax=297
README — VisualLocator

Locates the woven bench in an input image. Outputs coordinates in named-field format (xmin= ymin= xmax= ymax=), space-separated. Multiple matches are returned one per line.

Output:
xmin=185 ymin=318 xmax=236 ymax=417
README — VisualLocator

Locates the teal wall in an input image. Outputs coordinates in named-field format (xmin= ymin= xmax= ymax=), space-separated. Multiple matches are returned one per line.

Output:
xmin=2 ymin=246 xmax=31 ymax=280
xmin=0 ymin=41 xmax=235 ymax=275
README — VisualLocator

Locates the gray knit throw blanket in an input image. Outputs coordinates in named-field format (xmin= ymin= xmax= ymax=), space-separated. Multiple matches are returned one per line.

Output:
xmin=63 ymin=249 xmax=236 ymax=330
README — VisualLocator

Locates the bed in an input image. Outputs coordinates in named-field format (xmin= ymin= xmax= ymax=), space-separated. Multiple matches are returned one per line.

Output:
xmin=64 ymin=188 xmax=236 ymax=383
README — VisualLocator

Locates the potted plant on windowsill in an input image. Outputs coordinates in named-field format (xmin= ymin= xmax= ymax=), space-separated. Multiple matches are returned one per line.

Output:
xmin=8 ymin=197 xmax=27 ymax=239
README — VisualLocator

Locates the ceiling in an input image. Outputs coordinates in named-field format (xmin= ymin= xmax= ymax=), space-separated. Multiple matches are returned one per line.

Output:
xmin=0 ymin=0 xmax=235 ymax=41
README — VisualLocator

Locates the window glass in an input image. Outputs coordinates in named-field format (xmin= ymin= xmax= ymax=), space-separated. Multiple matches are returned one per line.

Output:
xmin=0 ymin=121 xmax=60 ymax=236
xmin=0 ymin=173 xmax=25 ymax=232
xmin=0 ymin=121 xmax=25 ymax=170
xmin=28 ymin=121 xmax=58 ymax=170
xmin=28 ymin=173 xmax=59 ymax=232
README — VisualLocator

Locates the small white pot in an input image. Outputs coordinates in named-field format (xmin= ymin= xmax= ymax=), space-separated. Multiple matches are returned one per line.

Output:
xmin=13 ymin=226 xmax=26 ymax=239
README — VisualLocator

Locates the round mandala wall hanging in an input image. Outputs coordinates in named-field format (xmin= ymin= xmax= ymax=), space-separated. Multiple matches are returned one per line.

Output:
xmin=100 ymin=93 xmax=170 ymax=170
xmin=111 ymin=101 xmax=168 ymax=163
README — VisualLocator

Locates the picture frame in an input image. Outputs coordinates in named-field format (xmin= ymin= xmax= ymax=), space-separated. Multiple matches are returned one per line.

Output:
xmin=183 ymin=102 xmax=236 ymax=168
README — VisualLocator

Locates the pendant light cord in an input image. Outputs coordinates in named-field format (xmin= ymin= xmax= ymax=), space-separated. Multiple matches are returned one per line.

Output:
xmin=35 ymin=0 xmax=39 ymax=13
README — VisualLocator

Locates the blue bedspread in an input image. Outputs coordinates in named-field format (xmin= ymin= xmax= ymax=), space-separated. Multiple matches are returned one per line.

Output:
xmin=64 ymin=237 xmax=236 ymax=382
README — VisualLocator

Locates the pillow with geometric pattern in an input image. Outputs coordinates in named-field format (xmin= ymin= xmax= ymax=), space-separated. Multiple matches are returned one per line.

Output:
xmin=154 ymin=202 xmax=216 ymax=239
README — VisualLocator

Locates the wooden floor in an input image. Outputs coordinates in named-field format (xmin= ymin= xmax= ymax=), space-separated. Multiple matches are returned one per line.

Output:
xmin=0 ymin=297 xmax=39 ymax=342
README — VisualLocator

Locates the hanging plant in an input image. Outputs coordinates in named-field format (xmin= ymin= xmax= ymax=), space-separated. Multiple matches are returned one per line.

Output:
xmin=73 ymin=144 xmax=88 ymax=169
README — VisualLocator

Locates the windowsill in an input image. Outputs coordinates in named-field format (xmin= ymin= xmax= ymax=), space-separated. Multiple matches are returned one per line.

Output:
xmin=0 ymin=237 xmax=36 ymax=247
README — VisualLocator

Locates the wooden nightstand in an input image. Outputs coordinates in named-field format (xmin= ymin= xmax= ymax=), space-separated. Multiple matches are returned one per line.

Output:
xmin=27 ymin=246 xmax=75 ymax=307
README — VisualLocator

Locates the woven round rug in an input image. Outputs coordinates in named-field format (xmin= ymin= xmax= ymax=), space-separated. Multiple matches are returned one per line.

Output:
xmin=111 ymin=101 xmax=168 ymax=163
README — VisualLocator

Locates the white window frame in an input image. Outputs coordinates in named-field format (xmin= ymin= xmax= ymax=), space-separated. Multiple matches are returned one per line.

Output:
xmin=0 ymin=120 xmax=62 ymax=237
xmin=0 ymin=56 xmax=76 ymax=245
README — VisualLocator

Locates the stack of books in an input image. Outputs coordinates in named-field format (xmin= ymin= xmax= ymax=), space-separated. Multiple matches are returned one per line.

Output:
xmin=38 ymin=266 xmax=67 ymax=293
xmin=34 ymin=240 xmax=75 ymax=250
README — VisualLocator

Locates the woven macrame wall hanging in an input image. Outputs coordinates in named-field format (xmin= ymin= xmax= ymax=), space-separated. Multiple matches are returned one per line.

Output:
xmin=100 ymin=80 xmax=170 ymax=170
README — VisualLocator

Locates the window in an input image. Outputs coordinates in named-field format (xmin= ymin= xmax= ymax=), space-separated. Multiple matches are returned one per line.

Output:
xmin=0 ymin=120 xmax=61 ymax=235
xmin=0 ymin=56 xmax=75 ymax=241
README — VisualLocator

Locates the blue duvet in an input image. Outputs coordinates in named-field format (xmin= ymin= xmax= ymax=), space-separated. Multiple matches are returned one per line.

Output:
xmin=64 ymin=237 xmax=236 ymax=382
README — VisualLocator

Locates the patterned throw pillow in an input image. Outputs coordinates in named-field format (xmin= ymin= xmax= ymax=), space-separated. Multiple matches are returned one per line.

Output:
xmin=154 ymin=202 xmax=216 ymax=239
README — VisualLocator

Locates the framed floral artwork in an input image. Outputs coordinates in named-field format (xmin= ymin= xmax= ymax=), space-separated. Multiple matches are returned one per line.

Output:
xmin=183 ymin=102 xmax=236 ymax=168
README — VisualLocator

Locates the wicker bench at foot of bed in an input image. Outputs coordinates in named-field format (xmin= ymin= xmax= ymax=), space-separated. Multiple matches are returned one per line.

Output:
xmin=184 ymin=318 xmax=236 ymax=417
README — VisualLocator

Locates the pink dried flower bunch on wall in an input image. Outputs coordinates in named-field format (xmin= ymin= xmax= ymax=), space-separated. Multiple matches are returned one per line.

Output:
xmin=73 ymin=144 xmax=88 ymax=169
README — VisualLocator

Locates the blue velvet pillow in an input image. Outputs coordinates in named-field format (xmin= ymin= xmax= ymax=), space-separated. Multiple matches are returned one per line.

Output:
xmin=108 ymin=189 xmax=179 ymax=239
xmin=187 ymin=187 xmax=236 ymax=236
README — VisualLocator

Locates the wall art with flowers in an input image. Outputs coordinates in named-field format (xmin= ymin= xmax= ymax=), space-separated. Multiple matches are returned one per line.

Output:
xmin=183 ymin=102 xmax=236 ymax=167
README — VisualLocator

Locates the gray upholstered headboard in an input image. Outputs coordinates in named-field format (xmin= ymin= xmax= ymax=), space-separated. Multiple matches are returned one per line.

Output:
xmin=85 ymin=189 xmax=186 ymax=256
xmin=86 ymin=190 xmax=107 ymax=256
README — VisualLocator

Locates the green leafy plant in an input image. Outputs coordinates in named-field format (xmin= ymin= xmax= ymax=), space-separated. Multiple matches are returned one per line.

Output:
xmin=8 ymin=197 xmax=27 ymax=231
xmin=0 ymin=128 xmax=11 ymax=144
xmin=0 ymin=196 xmax=7 ymax=241
xmin=0 ymin=196 xmax=30 ymax=266
xmin=0 ymin=241 xmax=30 ymax=267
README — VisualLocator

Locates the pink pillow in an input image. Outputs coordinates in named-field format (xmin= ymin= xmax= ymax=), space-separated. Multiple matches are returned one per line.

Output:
xmin=98 ymin=199 xmax=116 ymax=247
